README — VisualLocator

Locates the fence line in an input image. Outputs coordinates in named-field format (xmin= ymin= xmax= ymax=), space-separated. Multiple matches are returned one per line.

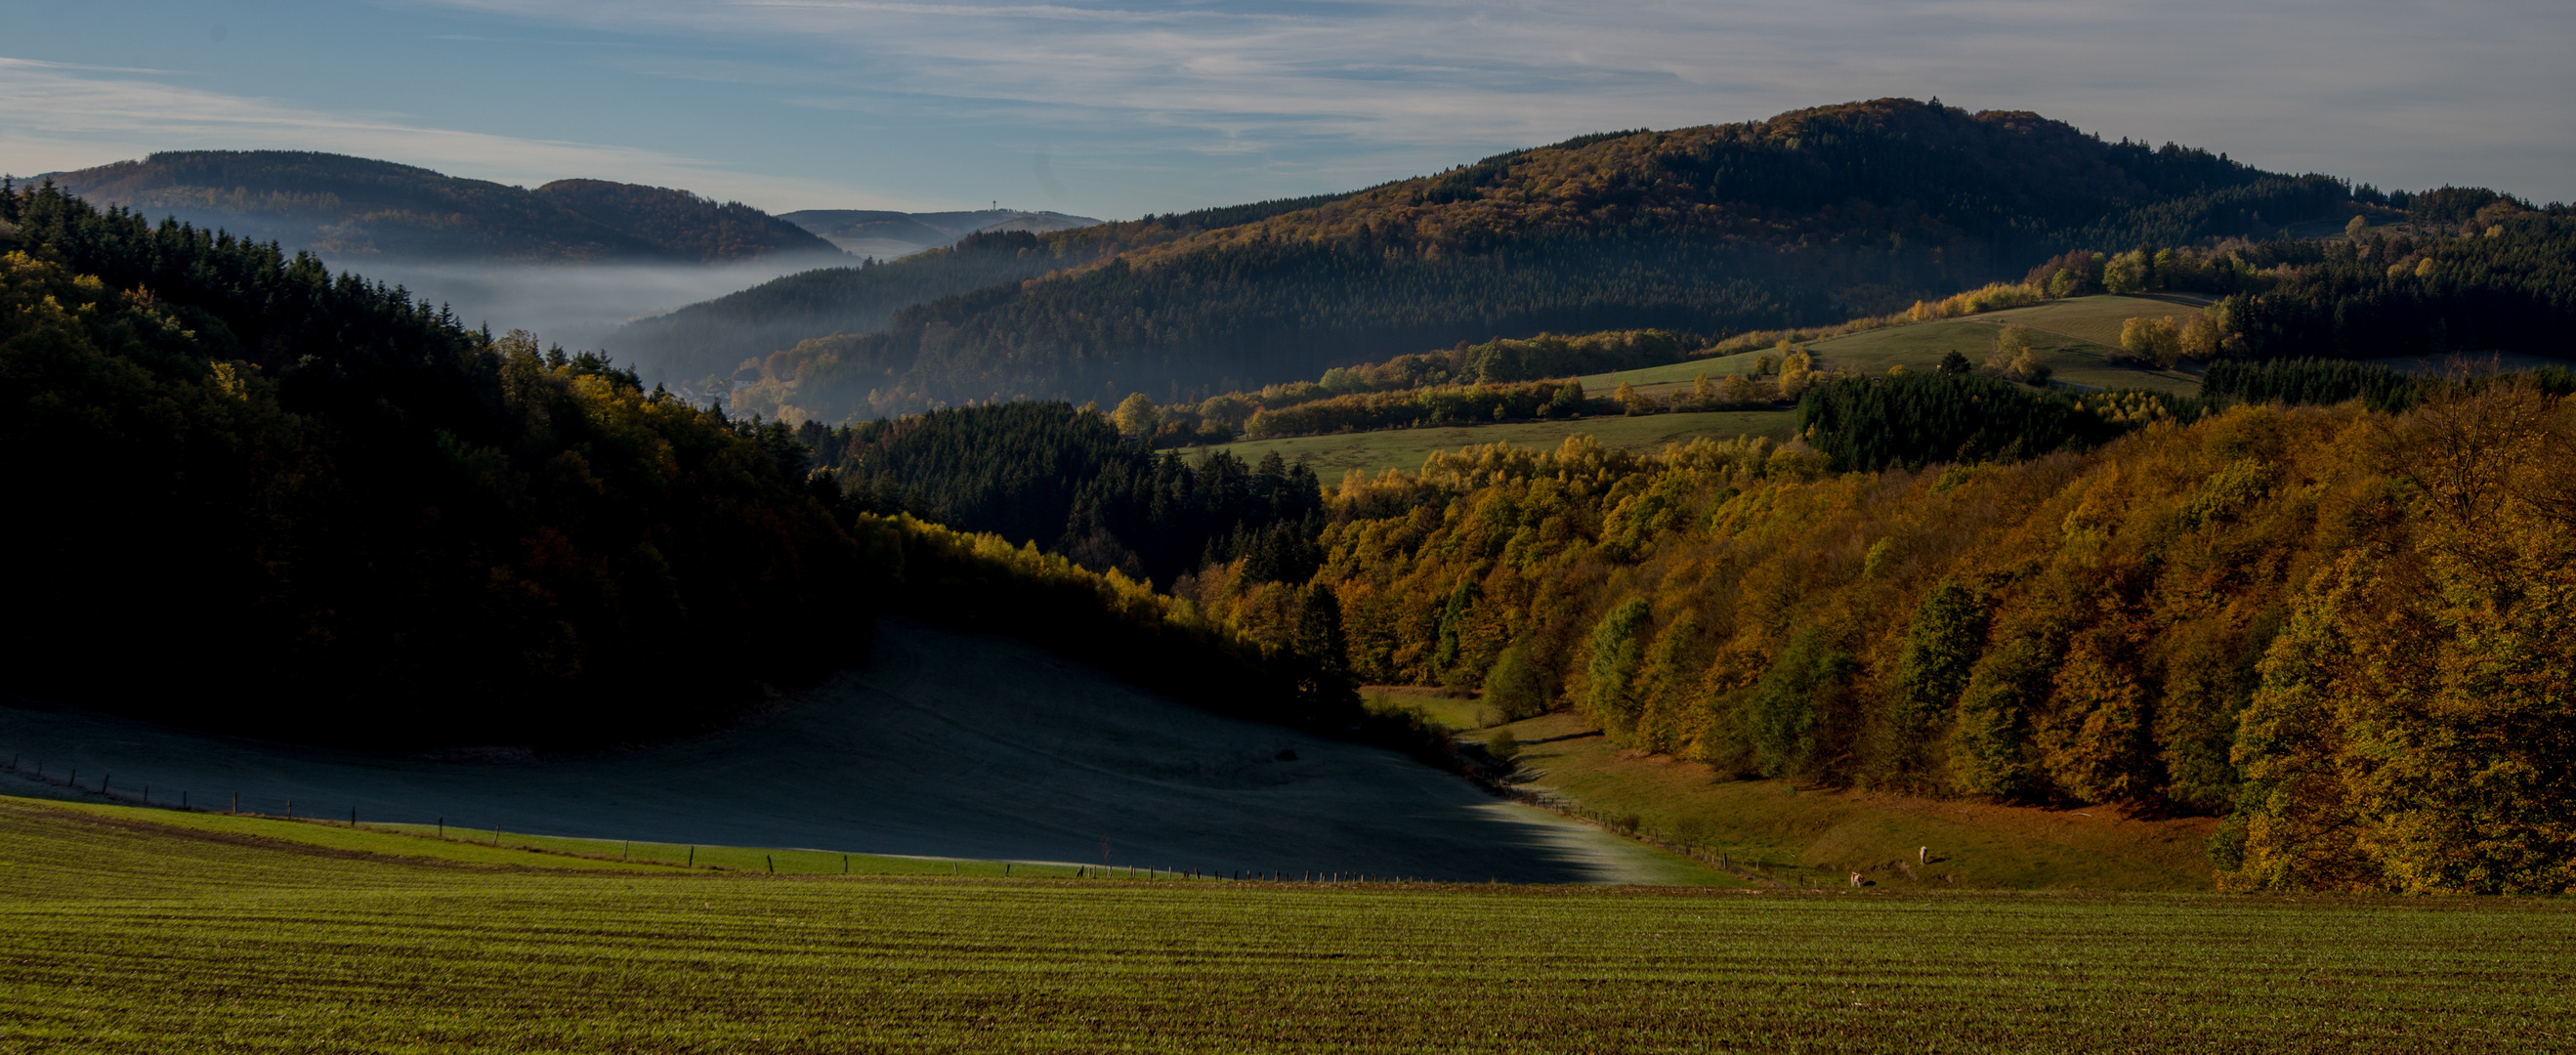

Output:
xmin=4 ymin=741 xmax=1805 ymax=888
xmin=0 ymin=748 xmax=1469 ymax=886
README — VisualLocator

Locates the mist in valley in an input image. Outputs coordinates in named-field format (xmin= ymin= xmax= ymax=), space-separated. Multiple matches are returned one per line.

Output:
xmin=340 ymin=253 xmax=855 ymax=375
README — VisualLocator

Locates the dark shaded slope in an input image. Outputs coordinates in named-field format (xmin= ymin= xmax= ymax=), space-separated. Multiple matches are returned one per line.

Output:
xmin=0 ymin=620 xmax=1653 ymax=882
xmin=0 ymin=184 xmax=868 ymax=745
xmin=612 ymin=228 xmax=1132 ymax=386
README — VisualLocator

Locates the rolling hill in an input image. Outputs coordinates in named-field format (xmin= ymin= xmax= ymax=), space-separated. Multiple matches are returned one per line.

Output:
xmin=629 ymin=98 xmax=2356 ymax=423
xmin=782 ymin=207 xmax=1100 ymax=260
xmin=43 ymin=150 xmax=844 ymax=264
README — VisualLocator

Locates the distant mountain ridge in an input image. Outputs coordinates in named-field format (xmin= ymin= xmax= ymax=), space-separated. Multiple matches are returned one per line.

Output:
xmin=782 ymin=208 xmax=1099 ymax=260
xmin=630 ymin=98 xmax=2361 ymax=424
xmin=43 ymin=150 xmax=845 ymax=264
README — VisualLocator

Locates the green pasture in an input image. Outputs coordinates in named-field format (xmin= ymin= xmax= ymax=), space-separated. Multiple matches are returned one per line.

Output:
xmin=6 ymin=795 xmax=2570 ymax=1053
xmin=1582 ymin=295 xmax=2211 ymax=399
xmin=1214 ymin=296 xmax=2216 ymax=478
xmin=1214 ymin=408 xmax=1797 ymax=477
xmin=1403 ymin=701 xmax=2221 ymax=894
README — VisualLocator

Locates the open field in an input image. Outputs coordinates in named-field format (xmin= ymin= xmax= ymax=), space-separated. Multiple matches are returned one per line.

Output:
xmin=0 ymin=619 xmax=1690 ymax=883
xmin=5 ymin=795 xmax=2571 ymax=1053
xmin=1582 ymin=295 xmax=2210 ymax=400
xmin=1214 ymin=408 xmax=1797 ymax=477
xmin=1211 ymin=296 xmax=2212 ymax=477
xmin=1380 ymin=696 xmax=2221 ymax=893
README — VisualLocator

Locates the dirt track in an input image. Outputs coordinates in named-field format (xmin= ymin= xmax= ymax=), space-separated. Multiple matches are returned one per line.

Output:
xmin=0 ymin=620 xmax=1676 ymax=883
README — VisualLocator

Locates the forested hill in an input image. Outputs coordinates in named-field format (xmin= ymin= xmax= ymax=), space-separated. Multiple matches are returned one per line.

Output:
xmin=612 ymin=228 xmax=1140 ymax=392
xmin=674 ymin=98 xmax=2355 ymax=424
xmin=0 ymin=183 xmax=868 ymax=745
xmin=781 ymin=207 xmax=1101 ymax=259
xmin=42 ymin=151 xmax=843 ymax=263
xmin=613 ymin=190 xmax=1377 ymax=389
xmin=529 ymin=179 xmax=844 ymax=261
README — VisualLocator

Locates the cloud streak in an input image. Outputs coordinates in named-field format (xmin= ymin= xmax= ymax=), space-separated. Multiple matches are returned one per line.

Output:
xmin=402 ymin=0 xmax=2576 ymax=203
xmin=0 ymin=57 xmax=933 ymax=209
xmin=7 ymin=0 xmax=2569 ymax=218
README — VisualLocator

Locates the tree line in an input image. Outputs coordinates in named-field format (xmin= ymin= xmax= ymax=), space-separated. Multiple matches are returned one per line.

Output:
xmin=807 ymin=402 xmax=1328 ymax=587
xmin=1798 ymin=371 xmax=2220 ymax=472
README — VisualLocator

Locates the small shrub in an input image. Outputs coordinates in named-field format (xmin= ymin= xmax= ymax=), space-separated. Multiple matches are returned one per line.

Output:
xmin=1481 ymin=644 xmax=1548 ymax=721
xmin=1484 ymin=729 xmax=1520 ymax=765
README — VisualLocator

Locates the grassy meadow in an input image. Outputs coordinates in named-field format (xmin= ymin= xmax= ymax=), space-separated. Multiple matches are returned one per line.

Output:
xmin=1365 ymin=692 xmax=2218 ymax=894
xmin=1215 ymin=408 xmax=1797 ymax=477
xmin=1209 ymin=295 xmax=2207 ymax=477
xmin=6 ymin=793 xmax=2571 ymax=1053
xmin=1582 ymin=294 xmax=2210 ymax=400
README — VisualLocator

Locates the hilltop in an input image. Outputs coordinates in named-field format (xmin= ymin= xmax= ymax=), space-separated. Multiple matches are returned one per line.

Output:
xmin=42 ymin=150 xmax=844 ymax=264
xmin=620 ymin=98 xmax=2357 ymax=420
xmin=782 ymin=207 xmax=1100 ymax=260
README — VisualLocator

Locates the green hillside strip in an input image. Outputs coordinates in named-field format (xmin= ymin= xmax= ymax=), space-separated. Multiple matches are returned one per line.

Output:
xmin=1978 ymin=291 xmax=2219 ymax=348
xmin=4 ymin=797 xmax=2568 ymax=1052
xmin=1580 ymin=295 xmax=2206 ymax=398
xmin=1214 ymin=409 xmax=1797 ymax=477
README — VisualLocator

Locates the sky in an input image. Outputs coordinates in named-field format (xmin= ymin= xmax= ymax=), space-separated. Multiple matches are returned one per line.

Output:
xmin=2 ymin=0 xmax=2570 ymax=220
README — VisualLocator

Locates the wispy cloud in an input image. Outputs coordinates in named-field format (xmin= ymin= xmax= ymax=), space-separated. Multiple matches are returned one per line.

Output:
xmin=7 ymin=0 xmax=2569 ymax=219
xmin=0 ymin=57 xmax=935 ymax=209
xmin=401 ymin=0 xmax=2576 ymax=202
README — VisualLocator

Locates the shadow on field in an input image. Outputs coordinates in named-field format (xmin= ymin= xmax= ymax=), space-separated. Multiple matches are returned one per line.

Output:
xmin=0 ymin=620 xmax=1660 ymax=883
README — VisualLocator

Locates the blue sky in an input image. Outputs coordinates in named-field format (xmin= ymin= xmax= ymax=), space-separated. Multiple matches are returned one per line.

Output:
xmin=4 ymin=0 xmax=2570 ymax=219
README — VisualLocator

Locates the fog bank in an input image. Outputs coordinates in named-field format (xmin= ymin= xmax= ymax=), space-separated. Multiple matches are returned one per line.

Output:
xmin=344 ymin=253 xmax=852 ymax=361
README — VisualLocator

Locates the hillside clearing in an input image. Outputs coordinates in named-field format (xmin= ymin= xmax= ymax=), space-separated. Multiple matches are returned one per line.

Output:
xmin=1582 ymin=295 xmax=2209 ymax=399
xmin=3 ymin=795 xmax=2567 ymax=1053
xmin=1212 ymin=409 xmax=1797 ymax=477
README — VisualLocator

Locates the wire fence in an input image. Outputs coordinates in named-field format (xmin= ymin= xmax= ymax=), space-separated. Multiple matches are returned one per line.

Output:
xmin=0 ymin=748 xmax=1508 ymax=887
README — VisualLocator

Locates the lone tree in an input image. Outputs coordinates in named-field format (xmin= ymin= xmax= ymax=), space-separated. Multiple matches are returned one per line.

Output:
xmin=1113 ymin=393 xmax=1159 ymax=438
xmin=1293 ymin=584 xmax=1360 ymax=716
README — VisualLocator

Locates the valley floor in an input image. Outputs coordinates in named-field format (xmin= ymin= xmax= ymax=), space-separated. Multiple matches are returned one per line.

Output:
xmin=3 ymin=794 xmax=2565 ymax=1053
xmin=1376 ymin=693 xmax=2218 ymax=892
